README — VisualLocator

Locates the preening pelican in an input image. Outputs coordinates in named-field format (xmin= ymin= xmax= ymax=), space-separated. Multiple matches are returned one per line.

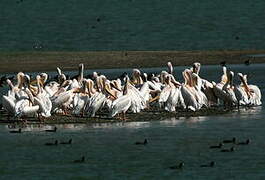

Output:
xmin=14 ymin=74 xmax=40 ymax=118
xmin=72 ymin=79 xmax=90 ymax=116
xmin=33 ymin=75 xmax=52 ymax=118
xmin=180 ymin=69 xmax=200 ymax=111
xmin=2 ymin=79 xmax=16 ymax=116
xmin=234 ymin=73 xmax=250 ymax=105
xmin=108 ymin=76 xmax=132 ymax=120
xmin=213 ymin=71 xmax=237 ymax=107
xmin=236 ymin=73 xmax=261 ymax=106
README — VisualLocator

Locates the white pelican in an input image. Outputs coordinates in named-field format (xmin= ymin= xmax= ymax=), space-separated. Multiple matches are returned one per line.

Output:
xmin=72 ymin=79 xmax=90 ymax=116
xmin=2 ymin=72 xmax=27 ymax=117
xmin=234 ymin=73 xmax=250 ymax=105
xmin=2 ymin=79 xmax=17 ymax=116
xmin=191 ymin=62 xmax=217 ymax=106
xmin=14 ymin=74 xmax=40 ymax=118
xmin=237 ymin=73 xmax=261 ymax=106
xmin=159 ymin=74 xmax=184 ymax=112
xmin=85 ymin=76 xmax=108 ymax=117
xmin=192 ymin=73 xmax=208 ymax=108
xmin=108 ymin=76 xmax=132 ymax=120
xmin=33 ymin=75 xmax=52 ymax=118
xmin=131 ymin=69 xmax=143 ymax=86
xmin=222 ymin=71 xmax=237 ymax=106
xmin=213 ymin=71 xmax=237 ymax=107
xmin=180 ymin=69 xmax=199 ymax=111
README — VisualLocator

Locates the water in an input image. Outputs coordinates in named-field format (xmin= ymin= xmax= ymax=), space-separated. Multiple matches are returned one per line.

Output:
xmin=1 ymin=0 xmax=265 ymax=51
xmin=0 ymin=64 xmax=264 ymax=179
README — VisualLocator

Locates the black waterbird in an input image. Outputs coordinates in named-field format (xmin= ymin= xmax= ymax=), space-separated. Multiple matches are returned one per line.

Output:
xmin=73 ymin=156 xmax=85 ymax=163
xmin=221 ymin=147 xmax=235 ymax=152
xmin=45 ymin=140 xmax=58 ymax=146
xmin=169 ymin=162 xmax=184 ymax=170
xmin=60 ymin=139 xmax=72 ymax=145
xmin=135 ymin=139 xmax=148 ymax=145
xmin=244 ymin=59 xmax=250 ymax=66
xmin=237 ymin=139 xmax=250 ymax=145
xmin=220 ymin=61 xmax=226 ymax=66
xmin=200 ymin=161 xmax=215 ymax=167
xmin=210 ymin=143 xmax=223 ymax=149
xmin=45 ymin=127 xmax=57 ymax=132
xmin=223 ymin=137 xmax=236 ymax=144
xmin=9 ymin=128 xmax=22 ymax=133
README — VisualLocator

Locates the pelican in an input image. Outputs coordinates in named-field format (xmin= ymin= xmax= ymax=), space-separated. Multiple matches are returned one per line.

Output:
xmin=192 ymin=62 xmax=217 ymax=106
xmin=234 ymin=73 xmax=250 ymax=105
xmin=108 ymin=76 xmax=132 ymax=120
xmin=180 ymin=69 xmax=200 ymax=111
xmin=14 ymin=74 xmax=40 ymax=118
xmin=68 ymin=63 xmax=84 ymax=90
xmin=85 ymin=76 xmax=108 ymax=117
xmin=192 ymin=73 xmax=208 ymax=108
xmin=237 ymin=73 xmax=261 ymax=106
xmin=213 ymin=71 xmax=237 ymax=107
xmin=2 ymin=79 xmax=17 ymax=116
xmin=33 ymin=75 xmax=52 ymax=118
xmin=2 ymin=72 xmax=27 ymax=117
xmin=222 ymin=71 xmax=237 ymax=106
xmin=72 ymin=79 xmax=90 ymax=116
xmin=131 ymin=69 xmax=143 ymax=86
xmin=159 ymin=74 xmax=184 ymax=112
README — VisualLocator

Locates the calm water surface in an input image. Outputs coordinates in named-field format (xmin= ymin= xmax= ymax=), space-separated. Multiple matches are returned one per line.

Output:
xmin=0 ymin=64 xmax=264 ymax=179
xmin=1 ymin=0 xmax=265 ymax=51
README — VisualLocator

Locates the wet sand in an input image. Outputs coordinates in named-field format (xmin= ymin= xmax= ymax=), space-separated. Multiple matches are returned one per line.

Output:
xmin=1 ymin=49 xmax=265 ymax=73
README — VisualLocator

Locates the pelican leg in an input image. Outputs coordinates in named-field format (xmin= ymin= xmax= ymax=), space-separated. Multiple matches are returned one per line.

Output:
xmin=122 ymin=112 xmax=128 ymax=121
xmin=117 ymin=113 xmax=122 ymax=120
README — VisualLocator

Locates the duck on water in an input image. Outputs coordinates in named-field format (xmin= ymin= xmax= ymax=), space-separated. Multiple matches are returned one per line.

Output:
xmin=9 ymin=128 xmax=22 ymax=133
xmin=135 ymin=139 xmax=148 ymax=145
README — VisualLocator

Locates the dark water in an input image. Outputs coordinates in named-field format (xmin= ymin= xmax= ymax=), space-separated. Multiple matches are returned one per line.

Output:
xmin=1 ymin=0 xmax=265 ymax=51
xmin=0 ymin=64 xmax=264 ymax=179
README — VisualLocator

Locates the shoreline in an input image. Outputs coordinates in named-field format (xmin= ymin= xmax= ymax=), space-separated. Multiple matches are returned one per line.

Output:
xmin=1 ymin=49 xmax=265 ymax=73
xmin=0 ymin=107 xmax=234 ymax=125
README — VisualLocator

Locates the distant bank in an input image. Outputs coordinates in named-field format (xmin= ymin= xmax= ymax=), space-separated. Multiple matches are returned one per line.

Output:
xmin=1 ymin=50 xmax=265 ymax=73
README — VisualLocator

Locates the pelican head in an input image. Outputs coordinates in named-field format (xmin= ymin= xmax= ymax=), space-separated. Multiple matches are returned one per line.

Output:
xmin=23 ymin=74 xmax=31 ymax=87
xmin=40 ymin=73 xmax=48 ymax=84
xmin=17 ymin=72 xmax=25 ymax=88
xmin=58 ymin=74 xmax=66 ymax=85
xmin=78 ymin=63 xmax=84 ymax=82
xmin=110 ymin=80 xmax=122 ymax=91
xmin=143 ymin=73 xmax=148 ymax=82
xmin=56 ymin=67 xmax=62 ymax=76
xmin=220 ymin=66 xmax=228 ymax=84
xmin=237 ymin=73 xmax=244 ymax=82
xmin=164 ymin=75 xmax=171 ymax=85
xmin=86 ymin=79 xmax=95 ymax=96
xmin=229 ymin=71 xmax=234 ymax=86
xmin=243 ymin=74 xmax=248 ymax=84
xmin=132 ymin=69 xmax=142 ymax=85
xmin=192 ymin=62 xmax=201 ymax=74
xmin=104 ymin=80 xmax=117 ymax=99
xmin=6 ymin=79 xmax=14 ymax=89
xmin=167 ymin=62 xmax=173 ymax=74
xmin=183 ymin=69 xmax=193 ymax=87
xmin=152 ymin=77 xmax=160 ymax=83
xmin=92 ymin=72 xmax=98 ymax=79
xmin=160 ymin=71 xmax=168 ymax=84
xmin=238 ymin=73 xmax=248 ymax=86
xmin=123 ymin=75 xmax=130 ymax=95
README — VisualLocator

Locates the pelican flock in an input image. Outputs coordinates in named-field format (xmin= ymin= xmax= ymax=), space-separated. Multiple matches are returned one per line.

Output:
xmin=1 ymin=62 xmax=262 ymax=121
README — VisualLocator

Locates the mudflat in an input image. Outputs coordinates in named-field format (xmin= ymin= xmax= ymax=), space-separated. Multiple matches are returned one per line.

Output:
xmin=1 ymin=49 xmax=265 ymax=73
